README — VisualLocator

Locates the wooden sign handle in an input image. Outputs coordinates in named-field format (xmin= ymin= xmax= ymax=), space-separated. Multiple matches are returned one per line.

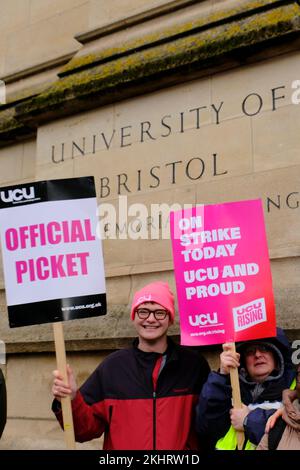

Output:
xmin=228 ymin=342 xmax=245 ymax=450
xmin=53 ymin=321 xmax=76 ymax=450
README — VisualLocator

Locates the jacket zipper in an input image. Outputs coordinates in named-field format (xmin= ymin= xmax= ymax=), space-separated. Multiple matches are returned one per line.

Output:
xmin=153 ymin=391 xmax=157 ymax=450
xmin=152 ymin=356 xmax=163 ymax=450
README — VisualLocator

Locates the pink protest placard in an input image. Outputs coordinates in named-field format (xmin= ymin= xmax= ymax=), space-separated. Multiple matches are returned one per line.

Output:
xmin=170 ymin=199 xmax=276 ymax=346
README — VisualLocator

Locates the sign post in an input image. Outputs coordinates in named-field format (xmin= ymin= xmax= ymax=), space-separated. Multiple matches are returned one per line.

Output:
xmin=228 ymin=343 xmax=244 ymax=450
xmin=53 ymin=322 xmax=76 ymax=450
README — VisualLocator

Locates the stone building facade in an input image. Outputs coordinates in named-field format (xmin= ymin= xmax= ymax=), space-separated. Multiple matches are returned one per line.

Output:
xmin=0 ymin=0 xmax=299 ymax=449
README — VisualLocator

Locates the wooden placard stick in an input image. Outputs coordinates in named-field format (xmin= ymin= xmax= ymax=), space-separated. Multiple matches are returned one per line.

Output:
xmin=228 ymin=342 xmax=245 ymax=450
xmin=53 ymin=321 xmax=76 ymax=450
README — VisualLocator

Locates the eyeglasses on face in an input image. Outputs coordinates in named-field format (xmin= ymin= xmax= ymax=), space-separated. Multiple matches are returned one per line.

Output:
xmin=135 ymin=308 xmax=169 ymax=320
xmin=244 ymin=344 xmax=271 ymax=357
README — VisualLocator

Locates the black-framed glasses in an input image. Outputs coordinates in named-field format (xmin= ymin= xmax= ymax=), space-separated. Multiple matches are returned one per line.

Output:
xmin=135 ymin=308 xmax=169 ymax=321
xmin=244 ymin=344 xmax=271 ymax=357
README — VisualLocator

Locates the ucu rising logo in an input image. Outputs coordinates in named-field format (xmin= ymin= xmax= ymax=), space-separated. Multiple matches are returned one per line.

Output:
xmin=188 ymin=312 xmax=218 ymax=327
xmin=233 ymin=298 xmax=266 ymax=332
xmin=0 ymin=186 xmax=35 ymax=204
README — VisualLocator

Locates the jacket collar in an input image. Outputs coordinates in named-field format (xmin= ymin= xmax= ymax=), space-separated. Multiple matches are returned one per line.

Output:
xmin=132 ymin=336 xmax=179 ymax=363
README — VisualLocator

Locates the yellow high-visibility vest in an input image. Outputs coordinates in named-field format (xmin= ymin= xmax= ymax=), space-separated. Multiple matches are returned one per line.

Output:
xmin=215 ymin=378 xmax=296 ymax=450
xmin=215 ymin=426 xmax=255 ymax=450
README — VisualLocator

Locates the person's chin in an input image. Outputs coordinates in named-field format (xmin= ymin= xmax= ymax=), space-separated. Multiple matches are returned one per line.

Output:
xmin=140 ymin=327 xmax=161 ymax=339
xmin=253 ymin=362 xmax=267 ymax=371
xmin=253 ymin=369 xmax=270 ymax=382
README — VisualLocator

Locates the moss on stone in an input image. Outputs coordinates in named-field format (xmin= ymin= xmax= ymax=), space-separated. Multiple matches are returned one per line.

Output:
xmin=5 ymin=82 xmax=52 ymax=106
xmin=61 ymin=0 xmax=283 ymax=75
xmin=0 ymin=108 xmax=35 ymax=147
xmin=16 ymin=3 xmax=300 ymax=120
xmin=0 ymin=110 xmax=19 ymax=132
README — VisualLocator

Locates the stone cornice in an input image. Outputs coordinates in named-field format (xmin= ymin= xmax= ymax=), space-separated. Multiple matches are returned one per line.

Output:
xmin=1 ymin=0 xmax=300 ymax=146
xmin=4 ymin=329 xmax=299 ymax=353
xmin=61 ymin=0 xmax=295 ymax=77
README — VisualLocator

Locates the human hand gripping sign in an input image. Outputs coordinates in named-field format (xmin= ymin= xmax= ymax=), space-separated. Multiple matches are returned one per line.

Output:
xmin=221 ymin=343 xmax=246 ymax=449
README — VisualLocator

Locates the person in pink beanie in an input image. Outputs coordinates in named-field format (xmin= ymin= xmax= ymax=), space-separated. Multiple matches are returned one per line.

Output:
xmin=52 ymin=281 xmax=210 ymax=450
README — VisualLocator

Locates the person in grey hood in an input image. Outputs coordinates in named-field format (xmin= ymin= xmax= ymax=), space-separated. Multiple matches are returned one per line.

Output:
xmin=196 ymin=328 xmax=295 ymax=449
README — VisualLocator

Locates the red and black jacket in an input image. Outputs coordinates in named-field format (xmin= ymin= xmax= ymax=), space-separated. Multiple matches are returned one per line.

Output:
xmin=54 ymin=339 xmax=210 ymax=450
